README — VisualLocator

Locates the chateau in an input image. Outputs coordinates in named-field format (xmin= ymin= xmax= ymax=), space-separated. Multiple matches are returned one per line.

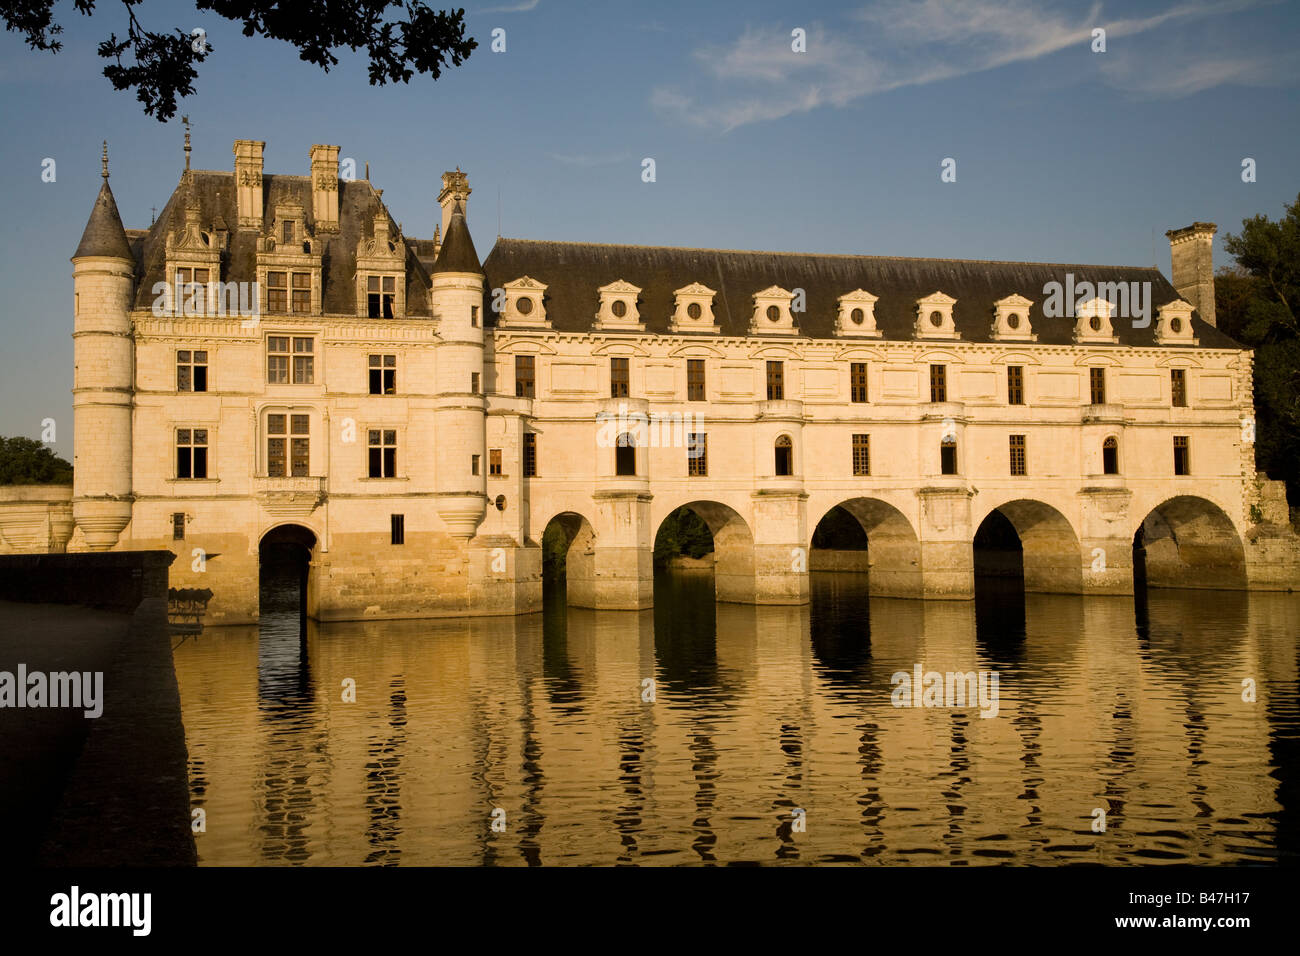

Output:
xmin=44 ymin=138 xmax=1300 ymax=625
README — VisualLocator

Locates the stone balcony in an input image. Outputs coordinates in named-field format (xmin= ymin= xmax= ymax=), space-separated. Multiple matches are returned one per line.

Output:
xmin=1082 ymin=403 xmax=1125 ymax=424
xmin=756 ymin=399 xmax=804 ymax=421
xmin=253 ymin=476 xmax=326 ymax=517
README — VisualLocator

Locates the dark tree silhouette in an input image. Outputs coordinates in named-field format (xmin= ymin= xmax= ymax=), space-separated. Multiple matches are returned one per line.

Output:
xmin=1 ymin=0 xmax=476 ymax=120
xmin=0 ymin=436 xmax=72 ymax=484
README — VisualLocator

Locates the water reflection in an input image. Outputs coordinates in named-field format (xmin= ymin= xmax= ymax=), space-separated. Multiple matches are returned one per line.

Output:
xmin=173 ymin=571 xmax=1300 ymax=865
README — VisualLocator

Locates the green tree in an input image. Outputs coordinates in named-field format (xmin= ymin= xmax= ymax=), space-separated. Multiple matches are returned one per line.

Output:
xmin=1220 ymin=193 xmax=1300 ymax=502
xmin=653 ymin=506 xmax=713 ymax=567
xmin=2 ymin=0 xmax=475 ymax=121
xmin=0 ymin=436 xmax=73 ymax=484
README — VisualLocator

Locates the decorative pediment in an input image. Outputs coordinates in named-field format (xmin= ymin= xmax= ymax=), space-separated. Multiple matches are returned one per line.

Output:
xmin=750 ymin=285 xmax=799 ymax=335
xmin=671 ymin=282 xmax=719 ymax=333
xmin=991 ymin=293 xmax=1036 ymax=342
xmin=915 ymin=291 xmax=959 ymax=340
xmin=835 ymin=289 xmax=881 ymax=337
xmin=1074 ymin=296 xmax=1120 ymax=344
xmin=1154 ymin=299 xmax=1198 ymax=346
xmin=498 ymin=276 xmax=550 ymax=328
xmin=594 ymin=279 xmax=643 ymax=330
xmin=359 ymin=214 xmax=404 ymax=261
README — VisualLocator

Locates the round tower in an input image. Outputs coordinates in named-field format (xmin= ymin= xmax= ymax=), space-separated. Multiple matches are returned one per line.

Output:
xmin=71 ymin=144 xmax=136 ymax=550
xmin=431 ymin=172 xmax=487 ymax=539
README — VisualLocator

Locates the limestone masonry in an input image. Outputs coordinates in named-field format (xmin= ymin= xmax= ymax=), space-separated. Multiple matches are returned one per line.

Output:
xmin=33 ymin=138 xmax=1299 ymax=624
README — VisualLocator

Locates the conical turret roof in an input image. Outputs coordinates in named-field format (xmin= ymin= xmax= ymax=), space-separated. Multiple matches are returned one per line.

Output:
xmin=431 ymin=202 xmax=481 ymax=275
xmin=73 ymin=180 xmax=133 ymax=261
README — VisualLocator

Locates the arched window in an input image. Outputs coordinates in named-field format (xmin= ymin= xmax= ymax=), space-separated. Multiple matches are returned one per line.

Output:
xmin=615 ymin=432 xmax=636 ymax=476
xmin=1102 ymin=436 xmax=1119 ymax=475
xmin=774 ymin=434 xmax=793 ymax=476
xmin=940 ymin=435 xmax=958 ymax=475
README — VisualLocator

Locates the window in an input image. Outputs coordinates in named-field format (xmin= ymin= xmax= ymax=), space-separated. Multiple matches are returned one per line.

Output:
xmin=615 ymin=433 xmax=636 ymax=476
xmin=1174 ymin=435 xmax=1190 ymax=475
xmin=851 ymin=363 xmax=869 ymax=403
xmin=267 ymin=413 xmax=310 ymax=477
xmin=267 ymin=271 xmax=288 ymax=313
xmin=489 ymin=448 xmax=503 ymax=477
xmin=766 ymin=361 xmax=784 ymax=401
xmin=282 ymin=220 xmax=295 ymax=245
xmin=930 ymin=364 xmax=947 ymax=403
xmin=471 ymin=454 xmax=480 ymax=476
xmin=1007 ymin=366 xmax=1023 ymax=405
xmin=612 ymin=299 xmax=628 ymax=318
xmin=471 ymin=372 xmax=480 ymax=394
xmin=291 ymin=272 xmax=310 ymax=314
xmin=390 ymin=514 xmax=405 ymax=545
xmin=517 ymin=296 xmax=534 ymax=315
xmin=523 ymin=433 xmax=537 ymax=477
xmin=367 ymin=275 xmax=396 ymax=318
xmin=267 ymin=336 xmax=314 ymax=384
xmin=172 ymin=513 xmax=185 ymax=541
xmin=1171 ymin=368 xmax=1187 ymax=407
xmin=610 ymin=358 xmax=630 ymax=398
xmin=1090 ymin=367 xmax=1106 ymax=405
xmin=852 ymin=434 xmax=870 ymax=476
xmin=687 ymin=359 xmax=706 ymax=401
xmin=471 ymin=305 xmax=479 ymax=328
xmin=368 ymin=354 xmax=396 ymax=395
xmin=774 ymin=434 xmax=793 ymax=476
xmin=1102 ymin=437 xmax=1119 ymax=475
xmin=368 ymin=429 xmax=397 ymax=478
xmin=940 ymin=438 xmax=958 ymax=475
xmin=174 ymin=267 xmax=210 ymax=313
xmin=177 ymin=350 xmax=208 ymax=392
xmin=176 ymin=428 xmax=208 ymax=479
xmin=1009 ymin=434 xmax=1027 ymax=476
xmin=688 ymin=433 xmax=707 ymax=476
xmin=516 ymin=355 xmax=535 ymax=398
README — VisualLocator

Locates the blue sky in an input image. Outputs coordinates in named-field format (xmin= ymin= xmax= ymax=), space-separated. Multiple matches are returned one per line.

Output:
xmin=1 ymin=0 xmax=1297 ymax=453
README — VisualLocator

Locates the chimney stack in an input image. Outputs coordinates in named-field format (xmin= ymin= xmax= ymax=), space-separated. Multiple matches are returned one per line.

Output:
xmin=438 ymin=169 xmax=470 ymax=238
xmin=1166 ymin=222 xmax=1217 ymax=327
xmin=233 ymin=139 xmax=265 ymax=230
xmin=309 ymin=144 xmax=340 ymax=232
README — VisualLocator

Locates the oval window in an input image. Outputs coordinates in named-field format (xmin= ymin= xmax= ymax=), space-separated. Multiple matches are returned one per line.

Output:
xmin=850 ymin=307 xmax=864 ymax=325
xmin=494 ymin=495 xmax=506 ymax=512
xmin=1170 ymin=317 xmax=1182 ymax=333
xmin=1089 ymin=315 xmax=1102 ymax=331
xmin=517 ymin=296 xmax=534 ymax=316
xmin=611 ymin=299 xmax=627 ymax=318
xmin=766 ymin=305 xmax=781 ymax=322
xmin=929 ymin=310 xmax=943 ymax=327
xmin=1007 ymin=313 xmax=1021 ymax=329
xmin=687 ymin=302 xmax=702 ymax=320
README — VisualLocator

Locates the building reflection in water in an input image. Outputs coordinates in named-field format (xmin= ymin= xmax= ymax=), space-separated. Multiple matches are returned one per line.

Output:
xmin=172 ymin=569 xmax=1300 ymax=865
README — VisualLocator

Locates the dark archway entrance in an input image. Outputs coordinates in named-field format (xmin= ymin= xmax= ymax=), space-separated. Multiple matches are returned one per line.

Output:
xmin=1133 ymin=497 xmax=1247 ymax=591
xmin=653 ymin=502 xmax=755 ymax=603
xmin=974 ymin=500 xmax=1083 ymax=595
xmin=257 ymin=524 xmax=316 ymax=704
xmin=808 ymin=498 xmax=921 ymax=597
xmin=540 ymin=512 xmax=597 ymax=608
xmin=259 ymin=524 xmax=316 ymax=623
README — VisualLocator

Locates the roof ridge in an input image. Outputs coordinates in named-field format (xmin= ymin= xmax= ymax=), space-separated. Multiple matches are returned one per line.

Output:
xmin=489 ymin=236 xmax=1161 ymax=273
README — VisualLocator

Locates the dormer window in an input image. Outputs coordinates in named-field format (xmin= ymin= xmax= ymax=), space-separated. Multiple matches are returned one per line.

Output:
xmin=1074 ymin=297 xmax=1120 ymax=344
xmin=915 ymin=292 xmax=958 ymax=339
xmin=1155 ymin=299 xmax=1198 ymax=346
xmin=518 ymin=296 xmax=534 ymax=315
xmin=282 ymin=220 xmax=295 ymax=245
xmin=671 ymin=282 xmax=718 ymax=333
xmin=991 ymin=294 xmax=1036 ymax=341
xmin=767 ymin=305 xmax=781 ymax=322
xmin=499 ymin=277 xmax=550 ymax=328
xmin=749 ymin=286 xmax=798 ymax=334
xmin=368 ymin=276 xmax=397 ymax=318
xmin=595 ymin=279 xmax=642 ymax=330
xmin=835 ymin=289 xmax=881 ymax=337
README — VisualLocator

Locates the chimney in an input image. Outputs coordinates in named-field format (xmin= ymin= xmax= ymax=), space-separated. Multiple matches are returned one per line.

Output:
xmin=233 ymin=139 xmax=265 ymax=230
xmin=1165 ymin=222 xmax=1217 ymax=327
xmin=309 ymin=144 xmax=340 ymax=232
xmin=438 ymin=169 xmax=470 ymax=238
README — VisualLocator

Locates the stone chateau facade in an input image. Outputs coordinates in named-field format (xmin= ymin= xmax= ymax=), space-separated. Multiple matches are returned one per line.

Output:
xmin=45 ymin=137 xmax=1300 ymax=625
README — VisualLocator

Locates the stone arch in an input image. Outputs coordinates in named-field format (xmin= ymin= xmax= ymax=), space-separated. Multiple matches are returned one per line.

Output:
xmin=654 ymin=500 xmax=756 ymax=604
xmin=540 ymin=511 xmax=597 ymax=607
xmin=809 ymin=498 xmax=921 ymax=597
xmin=1133 ymin=496 xmax=1246 ymax=590
xmin=258 ymin=523 xmax=318 ymax=620
xmin=975 ymin=499 xmax=1083 ymax=594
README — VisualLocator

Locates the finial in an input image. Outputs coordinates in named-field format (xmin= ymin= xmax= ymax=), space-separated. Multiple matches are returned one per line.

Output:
xmin=182 ymin=115 xmax=192 ymax=172
xmin=101 ymin=141 xmax=109 ymax=180
xmin=151 ymin=206 xmax=157 ymax=225
xmin=365 ymin=160 xmax=370 ymax=180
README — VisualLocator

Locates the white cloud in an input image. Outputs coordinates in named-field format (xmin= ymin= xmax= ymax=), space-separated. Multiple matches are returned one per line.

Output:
xmin=653 ymin=0 xmax=1279 ymax=131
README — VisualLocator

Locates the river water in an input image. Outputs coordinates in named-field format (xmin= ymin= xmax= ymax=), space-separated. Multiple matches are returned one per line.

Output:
xmin=172 ymin=571 xmax=1300 ymax=865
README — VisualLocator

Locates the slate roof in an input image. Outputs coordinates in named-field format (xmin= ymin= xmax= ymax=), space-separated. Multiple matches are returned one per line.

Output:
xmin=481 ymin=238 xmax=1244 ymax=350
xmin=124 ymin=170 xmax=433 ymax=316
xmin=73 ymin=181 xmax=134 ymax=260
